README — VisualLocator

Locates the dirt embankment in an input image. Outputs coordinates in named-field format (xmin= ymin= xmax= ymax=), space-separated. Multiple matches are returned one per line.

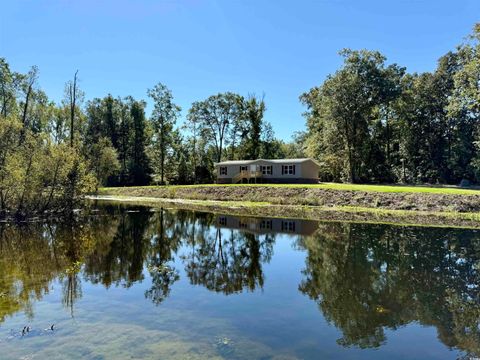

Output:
xmin=99 ymin=186 xmax=480 ymax=213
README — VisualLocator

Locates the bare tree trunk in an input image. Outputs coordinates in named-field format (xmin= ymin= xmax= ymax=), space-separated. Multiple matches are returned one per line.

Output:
xmin=69 ymin=70 xmax=79 ymax=147
xmin=21 ymin=84 xmax=32 ymax=128
xmin=160 ymin=117 xmax=165 ymax=185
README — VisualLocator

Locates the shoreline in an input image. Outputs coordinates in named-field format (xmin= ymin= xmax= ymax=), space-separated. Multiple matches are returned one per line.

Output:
xmin=89 ymin=194 xmax=480 ymax=229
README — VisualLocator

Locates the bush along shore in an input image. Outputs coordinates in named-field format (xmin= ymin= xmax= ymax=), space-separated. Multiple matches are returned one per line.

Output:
xmin=95 ymin=184 xmax=480 ymax=228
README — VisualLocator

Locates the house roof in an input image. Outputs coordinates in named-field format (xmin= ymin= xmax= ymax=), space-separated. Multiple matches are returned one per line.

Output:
xmin=214 ymin=158 xmax=321 ymax=167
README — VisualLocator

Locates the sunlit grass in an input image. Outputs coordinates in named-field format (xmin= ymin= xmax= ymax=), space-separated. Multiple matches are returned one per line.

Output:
xmin=91 ymin=195 xmax=480 ymax=229
xmin=91 ymin=195 xmax=271 ymax=207
xmin=99 ymin=182 xmax=480 ymax=195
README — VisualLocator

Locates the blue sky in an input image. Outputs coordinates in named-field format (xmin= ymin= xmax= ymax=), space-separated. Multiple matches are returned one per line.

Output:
xmin=1 ymin=0 xmax=479 ymax=140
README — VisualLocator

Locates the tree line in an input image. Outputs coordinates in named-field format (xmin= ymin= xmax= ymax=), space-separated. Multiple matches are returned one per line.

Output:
xmin=0 ymin=66 xmax=303 ymax=189
xmin=1 ymin=23 xmax=479 ymax=218
xmin=0 ymin=60 xmax=303 ymax=217
xmin=301 ymin=24 xmax=480 ymax=184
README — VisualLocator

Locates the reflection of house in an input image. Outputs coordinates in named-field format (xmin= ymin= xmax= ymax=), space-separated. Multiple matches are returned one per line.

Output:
xmin=216 ymin=215 xmax=318 ymax=236
xmin=214 ymin=158 xmax=320 ymax=184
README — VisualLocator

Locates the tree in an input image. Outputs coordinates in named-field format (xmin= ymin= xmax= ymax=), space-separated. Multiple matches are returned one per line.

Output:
xmin=0 ymin=58 xmax=96 ymax=219
xmin=243 ymin=94 xmax=266 ymax=159
xmin=449 ymin=24 xmax=480 ymax=182
xmin=128 ymin=97 xmax=152 ymax=185
xmin=84 ymin=95 xmax=152 ymax=186
xmin=19 ymin=66 xmax=38 ymax=131
xmin=301 ymin=49 xmax=404 ymax=183
xmin=188 ymin=92 xmax=244 ymax=163
xmin=147 ymin=83 xmax=181 ymax=185
xmin=183 ymin=115 xmax=201 ymax=183
xmin=0 ymin=58 xmax=20 ymax=118
xmin=117 ymin=100 xmax=132 ymax=184
xmin=65 ymin=70 xmax=84 ymax=147
xmin=88 ymin=137 xmax=120 ymax=189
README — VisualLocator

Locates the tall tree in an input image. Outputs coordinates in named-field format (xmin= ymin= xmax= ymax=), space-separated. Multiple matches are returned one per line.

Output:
xmin=188 ymin=92 xmax=244 ymax=163
xmin=301 ymin=49 xmax=404 ymax=183
xmin=65 ymin=70 xmax=83 ymax=147
xmin=147 ymin=83 xmax=181 ymax=185
xmin=449 ymin=24 xmax=480 ymax=182
xmin=0 ymin=58 xmax=19 ymax=118
xmin=243 ymin=94 xmax=266 ymax=159
xmin=128 ymin=97 xmax=152 ymax=185
xmin=20 ymin=66 xmax=38 ymax=130
xmin=184 ymin=110 xmax=200 ymax=182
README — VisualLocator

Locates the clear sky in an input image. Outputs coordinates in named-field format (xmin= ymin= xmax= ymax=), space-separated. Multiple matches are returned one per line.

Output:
xmin=1 ymin=0 xmax=479 ymax=140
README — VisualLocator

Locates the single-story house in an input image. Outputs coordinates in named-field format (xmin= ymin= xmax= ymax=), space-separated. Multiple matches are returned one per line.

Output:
xmin=216 ymin=215 xmax=319 ymax=236
xmin=214 ymin=158 xmax=320 ymax=184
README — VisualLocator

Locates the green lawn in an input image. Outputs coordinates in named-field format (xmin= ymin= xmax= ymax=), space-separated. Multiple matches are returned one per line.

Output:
xmin=100 ymin=182 xmax=480 ymax=195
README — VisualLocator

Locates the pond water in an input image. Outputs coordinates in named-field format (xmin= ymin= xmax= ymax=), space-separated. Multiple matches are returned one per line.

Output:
xmin=0 ymin=203 xmax=479 ymax=359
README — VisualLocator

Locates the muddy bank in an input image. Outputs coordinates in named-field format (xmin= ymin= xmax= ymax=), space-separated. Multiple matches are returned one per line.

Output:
xmin=98 ymin=185 xmax=480 ymax=213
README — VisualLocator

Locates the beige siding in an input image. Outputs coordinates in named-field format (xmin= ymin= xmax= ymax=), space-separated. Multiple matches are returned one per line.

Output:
xmin=216 ymin=159 xmax=319 ymax=182
xmin=299 ymin=160 xmax=320 ymax=179
xmin=216 ymin=215 xmax=319 ymax=236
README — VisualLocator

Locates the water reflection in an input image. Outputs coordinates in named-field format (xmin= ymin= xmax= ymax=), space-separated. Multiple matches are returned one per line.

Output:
xmin=297 ymin=223 xmax=480 ymax=355
xmin=0 ymin=205 xmax=480 ymax=357
xmin=0 ymin=215 xmax=116 ymax=322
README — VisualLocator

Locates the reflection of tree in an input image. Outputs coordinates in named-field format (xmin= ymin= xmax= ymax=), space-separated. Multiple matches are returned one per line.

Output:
xmin=0 ymin=215 xmax=118 ymax=322
xmin=3 ymin=205 xmax=480 ymax=359
xmin=83 ymin=207 xmax=151 ymax=288
xmin=144 ymin=208 xmax=182 ymax=304
xmin=0 ymin=224 xmax=59 ymax=322
xmin=182 ymin=225 xmax=275 ymax=295
xmin=298 ymin=223 xmax=480 ymax=355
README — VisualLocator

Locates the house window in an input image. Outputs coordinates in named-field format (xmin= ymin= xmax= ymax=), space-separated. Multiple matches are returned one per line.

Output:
xmin=260 ymin=165 xmax=272 ymax=175
xmin=281 ymin=221 xmax=296 ymax=232
xmin=260 ymin=220 xmax=272 ymax=230
xmin=219 ymin=166 xmax=227 ymax=175
xmin=282 ymin=165 xmax=296 ymax=175
xmin=240 ymin=165 xmax=248 ymax=172
xmin=219 ymin=216 xmax=227 ymax=226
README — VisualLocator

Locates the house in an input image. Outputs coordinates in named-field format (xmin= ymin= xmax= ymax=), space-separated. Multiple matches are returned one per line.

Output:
xmin=216 ymin=215 xmax=319 ymax=236
xmin=214 ymin=158 xmax=320 ymax=184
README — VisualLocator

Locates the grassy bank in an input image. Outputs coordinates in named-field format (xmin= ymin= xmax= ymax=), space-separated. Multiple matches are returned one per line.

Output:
xmin=98 ymin=183 xmax=480 ymax=212
xmin=95 ymin=183 xmax=480 ymax=228
xmin=101 ymin=182 xmax=480 ymax=195
xmin=90 ymin=195 xmax=480 ymax=229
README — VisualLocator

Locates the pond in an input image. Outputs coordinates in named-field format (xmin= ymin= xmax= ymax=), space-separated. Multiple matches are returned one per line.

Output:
xmin=0 ymin=203 xmax=479 ymax=359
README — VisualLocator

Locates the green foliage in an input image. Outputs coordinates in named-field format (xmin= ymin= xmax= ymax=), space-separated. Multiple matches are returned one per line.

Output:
xmin=85 ymin=95 xmax=152 ymax=186
xmin=188 ymin=92 xmax=244 ymax=163
xmin=0 ymin=59 xmax=96 ymax=219
xmin=0 ymin=116 xmax=96 ymax=219
xmin=86 ymin=137 xmax=120 ymax=188
xmin=302 ymin=24 xmax=480 ymax=185
xmin=242 ymin=94 xmax=266 ymax=159
xmin=147 ymin=83 xmax=181 ymax=185
xmin=301 ymin=49 xmax=404 ymax=183
xmin=298 ymin=222 xmax=480 ymax=353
